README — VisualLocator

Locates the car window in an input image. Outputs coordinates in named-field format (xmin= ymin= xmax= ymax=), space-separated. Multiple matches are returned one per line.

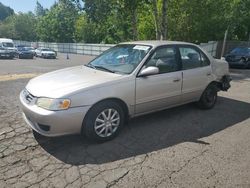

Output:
xmin=144 ymin=47 xmax=179 ymax=74
xmin=200 ymin=52 xmax=210 ymax=66
xmin=89 ymin=44 xmax=151 ymax=74
xmin=2 ymin=42 xmax=14 ymax=48
xmin=179 ymin=47 xmax=209 ymax=70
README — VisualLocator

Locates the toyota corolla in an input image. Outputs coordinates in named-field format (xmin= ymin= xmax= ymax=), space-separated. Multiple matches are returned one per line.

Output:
xmin=20 ymin=41 xmax=231 ymax=141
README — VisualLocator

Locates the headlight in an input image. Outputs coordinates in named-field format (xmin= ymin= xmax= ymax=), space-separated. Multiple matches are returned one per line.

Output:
xmin=0 ymin=50 xmax=7 ymax=53
xmin=36 ymin=98 xmax=71 ymax=111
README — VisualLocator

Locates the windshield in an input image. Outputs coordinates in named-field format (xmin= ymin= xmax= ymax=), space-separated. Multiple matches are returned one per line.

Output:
xmin=2 ymin=42 xmax=14 ymax=48
xmin=88 ymin=44 xmax=151 ymax=74
xmin=42 ymin=48 xmax=50 ymax=51
xmin=25 ymin=47 xmax=33 ymax=51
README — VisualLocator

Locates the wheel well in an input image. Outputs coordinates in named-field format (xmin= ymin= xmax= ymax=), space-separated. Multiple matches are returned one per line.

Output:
xmin=207 ymin=81 xmax=221 ymax=91
xmin=82 ymin=98 xmax=129 ymax=132
xmin=241 ymin=57 xmax=247 ymax=62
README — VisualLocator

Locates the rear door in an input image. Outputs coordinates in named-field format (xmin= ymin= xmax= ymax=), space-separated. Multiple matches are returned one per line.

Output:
xmin=178 ymin=45 xmax=213 ymax=102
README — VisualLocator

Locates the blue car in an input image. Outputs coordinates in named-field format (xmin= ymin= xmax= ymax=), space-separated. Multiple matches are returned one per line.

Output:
xmin=225 ymin=47 xmax=250 ymax=68
xmin=17 ymin=46 xmax=34 ymax=59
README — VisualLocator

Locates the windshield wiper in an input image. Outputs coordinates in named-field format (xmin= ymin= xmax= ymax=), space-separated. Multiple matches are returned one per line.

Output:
xmin=93 ymin=65 xmax=115 ymax=73
xmin=85 ymin=64 xmax=97 ymax=70
xmin=85 ymin=64 xmax=115 ymax=73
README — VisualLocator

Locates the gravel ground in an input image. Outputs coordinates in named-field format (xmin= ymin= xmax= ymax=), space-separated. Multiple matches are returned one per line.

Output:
xmin=0 ymin=54 xmax=250 ymax=188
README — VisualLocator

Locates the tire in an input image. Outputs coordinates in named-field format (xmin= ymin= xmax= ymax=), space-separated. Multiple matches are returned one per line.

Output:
xmin=197 ymin=84 xmax=218 ymax=110
xmin=83 ymin=100 xmax=125 ymax=142
xmin=240 ymin=58 xmax=248 ymax=69
xmin=32 ymin=130 xmax=45 ymax=139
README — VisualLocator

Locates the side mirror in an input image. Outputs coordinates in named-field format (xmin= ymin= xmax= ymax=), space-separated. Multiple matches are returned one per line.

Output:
xmin=139 ymin=66 xmax=159 ymax=77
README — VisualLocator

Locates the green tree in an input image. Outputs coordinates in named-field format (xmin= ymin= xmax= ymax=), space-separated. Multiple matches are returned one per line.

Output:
xmin=0 ymin=2 xmax=14 ymax=21
xmin=0 ymin=12 xmax=37 ymax=41
xmin=231 ymin=0 xmax=250 ymax=41
xmin=0 ymin=17 xmax=15 ymax=38
xmin=35 ymin=1 xmax=47 ymax=17
xmin=36 ymin=0 xmax=78 ymax=42
xmin=14 ymin=12 xmax=37 ymax=40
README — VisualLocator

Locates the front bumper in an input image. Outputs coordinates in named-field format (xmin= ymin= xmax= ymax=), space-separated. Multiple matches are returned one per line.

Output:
xmin=43 ymin=54 xmax=56 ymax=58
xmin=19 ymin=90 xmax=90 ymax=137
xmin=0 ymin=52 xmax=14 ymax=58
xmin=19 ymin=53 xmax=33 ymax=59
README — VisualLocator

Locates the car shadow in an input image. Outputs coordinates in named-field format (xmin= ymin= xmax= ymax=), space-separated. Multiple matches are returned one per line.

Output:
xmin=35 ymin=97 xmax=250 ymax=165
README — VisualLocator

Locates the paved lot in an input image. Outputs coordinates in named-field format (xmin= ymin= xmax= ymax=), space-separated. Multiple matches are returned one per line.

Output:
xmin=0 ymin=55 xmax=250 ymax=188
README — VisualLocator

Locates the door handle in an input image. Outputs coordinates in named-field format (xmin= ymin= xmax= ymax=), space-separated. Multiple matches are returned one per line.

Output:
xmin=173 ymin=78 xmax=181 ymax=82
xmin=207 ymin=72 xmax=212 ymax=76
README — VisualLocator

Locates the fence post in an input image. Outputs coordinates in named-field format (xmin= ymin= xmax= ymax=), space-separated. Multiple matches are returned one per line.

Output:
xmin=221 ymin=28 xmax=228 ymax=58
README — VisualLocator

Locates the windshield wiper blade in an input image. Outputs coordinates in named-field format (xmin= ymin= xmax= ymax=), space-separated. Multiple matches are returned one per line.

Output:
xmin=94 ymin=66 xmax=115 ymax=73
xmin=85 ymin=64 xmax=96 ymax=69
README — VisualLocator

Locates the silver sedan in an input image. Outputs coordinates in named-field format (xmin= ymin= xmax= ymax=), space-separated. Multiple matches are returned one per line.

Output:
xmin=20 ymin=41 xmax=231 ymax=141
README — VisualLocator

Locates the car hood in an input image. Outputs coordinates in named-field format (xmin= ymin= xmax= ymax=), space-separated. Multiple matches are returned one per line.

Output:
xmin=26 ymin=66 xmax=124 ymax=98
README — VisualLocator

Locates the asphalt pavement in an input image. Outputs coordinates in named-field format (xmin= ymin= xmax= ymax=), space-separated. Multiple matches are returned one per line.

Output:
xmin=0 ymin=54 xmax=250 ymax=188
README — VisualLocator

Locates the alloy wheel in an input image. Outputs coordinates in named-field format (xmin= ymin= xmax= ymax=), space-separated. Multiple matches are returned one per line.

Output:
xmin=94 ymin=108 xmax=120 ymax=138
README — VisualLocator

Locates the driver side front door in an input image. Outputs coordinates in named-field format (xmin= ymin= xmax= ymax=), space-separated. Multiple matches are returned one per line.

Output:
xmin=135 ymin=46 xmax=182 ymax=115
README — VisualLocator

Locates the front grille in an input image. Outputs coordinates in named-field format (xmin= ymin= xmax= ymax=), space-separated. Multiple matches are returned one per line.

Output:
xmin=46 ymin=54 xmax=54 ymax=56
xmin=26 ymin=93 xmax=34 ymax=102
xmin=23 ymin=89 xmax=36 ymax=104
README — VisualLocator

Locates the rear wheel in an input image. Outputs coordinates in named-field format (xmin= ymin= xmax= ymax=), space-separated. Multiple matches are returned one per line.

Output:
xmin=197 ymin=84 xmax=218 ymax=109
xmin=82 ymin=101 xmax=125 ymax=142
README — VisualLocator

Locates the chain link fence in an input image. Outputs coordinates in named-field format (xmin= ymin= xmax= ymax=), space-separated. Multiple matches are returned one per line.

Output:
xmin=14 ymin=41 xmax=114 ymax=56
xmin=14 ymin=40 xmax=249 ymax=58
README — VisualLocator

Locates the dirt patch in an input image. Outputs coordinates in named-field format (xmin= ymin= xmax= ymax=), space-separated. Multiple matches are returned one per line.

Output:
xmin=0 ymin=73 xmax=39 ymax=82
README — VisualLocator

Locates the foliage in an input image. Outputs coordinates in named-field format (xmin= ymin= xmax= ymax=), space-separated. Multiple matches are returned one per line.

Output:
xmin=36 ymin=0 xmax=78 ymax=42
xmin=0 ymin=0 xmax=250 ymax=43
xmin=0 ymin=2 xmax=14 ymax=21
xmin=0 ymin=12 xmax=37 ymax=41
xmin=35 ymin=1 xmax=47 ymax=17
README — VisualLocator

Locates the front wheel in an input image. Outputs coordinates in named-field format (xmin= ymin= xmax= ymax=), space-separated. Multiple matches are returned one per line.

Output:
xmin=82 ymin=101 xmax=125 ymax=142
xmin=197 ymin=84 xmax=218 ymax=109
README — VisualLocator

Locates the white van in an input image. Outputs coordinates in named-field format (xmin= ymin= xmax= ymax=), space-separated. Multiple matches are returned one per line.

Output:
xmin=0 ymin=38 xmax=17 ymax=59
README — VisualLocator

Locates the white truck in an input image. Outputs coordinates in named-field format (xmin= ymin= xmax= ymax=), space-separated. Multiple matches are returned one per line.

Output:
xmin=0 ymin=38 xmax=17 ymax=59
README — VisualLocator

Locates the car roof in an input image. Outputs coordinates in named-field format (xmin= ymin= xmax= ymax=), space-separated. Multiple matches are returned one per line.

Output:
xmin=120 ymin=40 xmax=195 ymax=48
xmin=0 ymin=38 xmax=14 ymax=43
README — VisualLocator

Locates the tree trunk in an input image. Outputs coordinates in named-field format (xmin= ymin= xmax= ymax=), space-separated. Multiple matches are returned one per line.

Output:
xmin=153 ymin=0 xmax=161 ymax=40
xmin=161 ymin=0 xmax=167 ymax=40
xmin=132 ymin=8 xmax=138 ymax=40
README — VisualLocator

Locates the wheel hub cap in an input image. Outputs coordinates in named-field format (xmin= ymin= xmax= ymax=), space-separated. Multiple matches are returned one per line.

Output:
xmin=94 ymin=108 xmax=120 ymax=138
